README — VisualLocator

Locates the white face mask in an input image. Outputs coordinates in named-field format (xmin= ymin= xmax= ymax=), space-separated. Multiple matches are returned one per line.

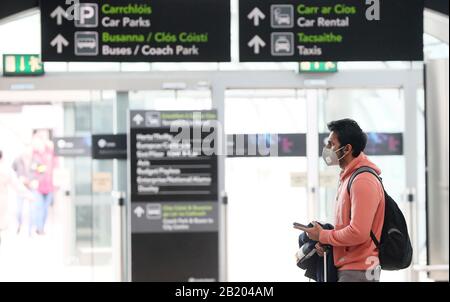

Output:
xmin=322 ymin=145 xmax=347 ymax=166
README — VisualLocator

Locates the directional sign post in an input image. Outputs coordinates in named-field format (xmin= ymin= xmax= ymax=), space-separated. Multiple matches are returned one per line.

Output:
xmin=53 ymin=137 xmax=92 ymax=157
xmin=129 ymin=110 xmax=219 ymax=282
xmin=40 ymin=0 xmax=231 ymax=62
xmin=239 ymin=0 xmax=424 ymax=62
xmin=92 ymin=134 xmax=127 ymax=159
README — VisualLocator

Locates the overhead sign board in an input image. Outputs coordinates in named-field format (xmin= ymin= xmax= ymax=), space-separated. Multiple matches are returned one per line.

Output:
xmin=239 ymin=0 xmax=424 ymax=62
xmin=40 ymin=0 xmax=231 ymax=62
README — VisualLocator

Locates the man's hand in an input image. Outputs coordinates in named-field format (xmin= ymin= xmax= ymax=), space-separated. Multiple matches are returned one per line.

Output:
xmin=315 ymin=242 xmax=325 ymax=257
xmin=303 ymin=221 xmax=323 ymax=242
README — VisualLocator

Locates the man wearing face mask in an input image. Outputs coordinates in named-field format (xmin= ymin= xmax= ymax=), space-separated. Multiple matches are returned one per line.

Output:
xmin=298 ymin=119 xmax=385 ymax=282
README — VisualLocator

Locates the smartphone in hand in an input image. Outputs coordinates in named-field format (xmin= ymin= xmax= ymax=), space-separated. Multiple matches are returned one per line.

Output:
xmin=293 ymin=222 xmax=309 ymax=230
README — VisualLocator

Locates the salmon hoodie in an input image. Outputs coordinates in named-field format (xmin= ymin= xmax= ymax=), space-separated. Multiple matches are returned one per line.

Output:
xmin=319 ymin=152 xmax=385 ymax=271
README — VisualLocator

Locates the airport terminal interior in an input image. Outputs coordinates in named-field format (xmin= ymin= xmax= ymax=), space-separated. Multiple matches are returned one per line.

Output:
xmin=0 ymin=0 xmax=448 ymax=282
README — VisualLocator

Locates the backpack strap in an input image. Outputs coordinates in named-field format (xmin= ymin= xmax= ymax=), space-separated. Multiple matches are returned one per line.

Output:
xmin=347 ymin=166 xmax=383 ymax=193
xmin=346 ymin=166 xmax=382 ymax=248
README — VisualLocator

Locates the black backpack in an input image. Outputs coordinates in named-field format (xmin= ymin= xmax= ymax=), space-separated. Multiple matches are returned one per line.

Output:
xmin=347 ymin=166 xmax=413 ymax=271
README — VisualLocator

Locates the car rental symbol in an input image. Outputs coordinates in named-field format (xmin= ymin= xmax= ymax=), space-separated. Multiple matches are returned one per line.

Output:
xmin=274 ymin=8 xmax=290 ymax=25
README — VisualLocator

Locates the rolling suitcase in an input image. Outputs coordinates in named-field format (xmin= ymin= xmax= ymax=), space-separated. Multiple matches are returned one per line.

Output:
xmin=321 ymin=245 xmax=331 ymax=282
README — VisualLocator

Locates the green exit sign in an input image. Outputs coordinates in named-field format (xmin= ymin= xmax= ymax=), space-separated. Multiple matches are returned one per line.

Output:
xmin=299 ymin=62 xmax=338 ymax=73
xmin=3 ymin=54 xmax=44 ymax=76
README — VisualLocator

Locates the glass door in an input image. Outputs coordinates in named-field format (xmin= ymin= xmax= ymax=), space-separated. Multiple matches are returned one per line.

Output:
xmin=224 ymin=89 xmax=309 ymax=282
xmin=60 ymin=99 xmax=95 ymax=280
xmin=89 ymin=90 xmax=122 ymax=281
xmin=223 ymin=86 xmax=414 ymax=282
xmin=0 ymin=90 xmax=119 ymax=281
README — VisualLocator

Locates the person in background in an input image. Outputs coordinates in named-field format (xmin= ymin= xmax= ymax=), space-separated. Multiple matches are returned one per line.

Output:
xmin=30 ymin=129 xmax=58 ymax=236
xmin=0 ymin=150 xmax=34 ymax=245
xmin=12 ymin=144 xmax=34 ymax=234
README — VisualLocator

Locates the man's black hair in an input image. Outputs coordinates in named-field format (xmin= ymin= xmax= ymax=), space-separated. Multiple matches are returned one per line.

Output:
xmin=327 ymin=119 xmax=367 ymax=157
xmin=0 ymin=150 xmax=3 ymax=160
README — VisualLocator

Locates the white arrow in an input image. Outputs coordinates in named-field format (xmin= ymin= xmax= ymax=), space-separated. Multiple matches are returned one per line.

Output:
xmin=247 ymin=35 xmax=266 ymax=54
xmin=247 ymin=7 xmax=266 ymax=26
xmin=133 ymin=114 xmax=144 ymax=126
xmin=134 ymin=206 xmax=145 ymax=218
xmin=50 ymin=6 xmax=68 ymax=25
xmin=50 ymin=34 xmax=69 ymax=54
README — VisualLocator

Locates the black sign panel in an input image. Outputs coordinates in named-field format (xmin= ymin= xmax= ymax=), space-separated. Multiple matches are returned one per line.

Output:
xmin=40 ymin=0 xmax=230 ymax=62
xmin=53 ymin=136 xmax=91 ymax=157
xmin=319 ymin=132 xmax=404 ymax=156
xmin=92 ymin=134 xmax=127 ymax=159
xmin=425 ymin=0 xmax=448 ymax=16
xmin=226 ymin=132 xmax=404 ymax=158
xmin=227 ymin=133 xmax=306 ymax=157
xmin=130 ymin=111 xmax=218 ymax=202
xmin=239 ymin=0 xmax=424 ymax=62
xmin=129 ymin=110 xmax=219 ymax=282
xmin=0 ymin=0 xmax=38 ymax=20
xmin=365 ymin=132 xmax=404 ymax=156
